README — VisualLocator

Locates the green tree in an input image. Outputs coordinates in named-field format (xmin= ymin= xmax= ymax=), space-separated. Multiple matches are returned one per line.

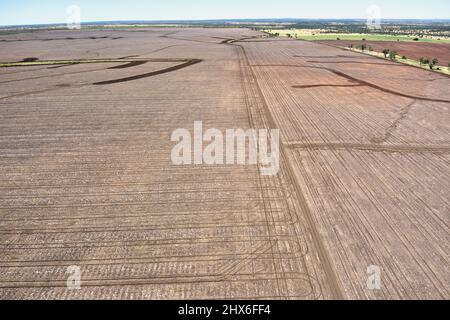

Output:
xmin=389 ymin=51 xmax=398 ymax=61
xmin=382 ymin=49 xmax=390 ymax=58
xmin=22 ymin=57 xmax=39 ymax=62
xmin=429 ymin=58 xmax=439 ymax=70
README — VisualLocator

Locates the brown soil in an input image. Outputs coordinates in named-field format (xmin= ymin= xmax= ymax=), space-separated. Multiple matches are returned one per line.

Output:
xmin=318 ymin=40 xmax=450 ymax=65
xmin=0 ymin=28 xmax=448 ymax=300
xmin=94 ymin=59 xmax=202 ymax=85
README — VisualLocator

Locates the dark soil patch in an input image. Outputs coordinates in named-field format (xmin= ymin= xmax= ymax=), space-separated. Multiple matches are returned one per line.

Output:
xmin=293 ymin=84 xmax=363 ymax=89
xmin=94 ymin=59 xmax=202 ymax=85
xmin=108 ymin=61 xmax=148 ymax=69
xmin=306 ymin=60 xmax=406 ymax=66
xmin=21 ymin=57 xmax=39 ymax=63
xmin=295 ymin=55 xmax=374 ymax=59
xmin=317 ymin=66 xmax=450 ymax=103
xmin=318 ymin=40 xmax=450 ymax=65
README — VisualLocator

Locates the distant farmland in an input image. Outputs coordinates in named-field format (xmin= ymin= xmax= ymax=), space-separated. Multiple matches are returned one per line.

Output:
xmin=0 ymin=28 xmax=448 ymax=300
xmin=318 ymin=40 xmax=450 ymax=66
xmin=266 ymin=30 xmax=450 ymax=43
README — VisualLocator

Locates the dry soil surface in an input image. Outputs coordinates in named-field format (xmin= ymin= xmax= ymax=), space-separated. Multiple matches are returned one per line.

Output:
xmin=0 ymin=28 xmax=448 ymax=300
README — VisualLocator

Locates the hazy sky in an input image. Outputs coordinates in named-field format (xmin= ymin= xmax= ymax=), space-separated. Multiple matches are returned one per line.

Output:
xmin=1 ymin=0 xmax=449 ymax=26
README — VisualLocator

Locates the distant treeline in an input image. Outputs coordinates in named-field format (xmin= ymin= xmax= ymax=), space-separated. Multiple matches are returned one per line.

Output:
xmin=263 ymin=21 xmax=450 ymax=37
xmin=1 ymin=19 xmax=449 ymax=36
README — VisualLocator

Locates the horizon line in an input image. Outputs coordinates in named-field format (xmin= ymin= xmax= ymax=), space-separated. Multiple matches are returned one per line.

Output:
xmin=2 ymin=17 xmax=450 ymax=28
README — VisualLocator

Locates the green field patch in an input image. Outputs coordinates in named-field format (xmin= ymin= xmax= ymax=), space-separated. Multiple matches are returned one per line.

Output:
xmin=265 ymin=30 xmax=450 ymax=43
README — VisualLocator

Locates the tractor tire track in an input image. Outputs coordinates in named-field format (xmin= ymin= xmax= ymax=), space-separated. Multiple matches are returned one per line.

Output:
xmin=229 ymin=39 xmax=347 ymax=300
xmin=93 ymin=59 xmax=202 ymax=85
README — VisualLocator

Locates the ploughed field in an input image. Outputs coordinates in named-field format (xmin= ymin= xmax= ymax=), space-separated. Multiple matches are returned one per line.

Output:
xmin=0 ymin=28 xmax=448 ymax=300
xmin=318 ymin=40 xmax=450 ymax=65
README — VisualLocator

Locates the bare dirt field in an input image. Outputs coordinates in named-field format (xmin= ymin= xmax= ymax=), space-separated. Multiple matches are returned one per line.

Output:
xmin=318 ymin=40 xmax=450 ymax=65
xmin=0 ymin=28 xmax=448 ymax=300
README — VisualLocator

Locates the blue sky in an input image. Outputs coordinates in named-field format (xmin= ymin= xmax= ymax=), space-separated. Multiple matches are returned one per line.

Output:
xmin=1 ymin=0 xmax=449 ymax=26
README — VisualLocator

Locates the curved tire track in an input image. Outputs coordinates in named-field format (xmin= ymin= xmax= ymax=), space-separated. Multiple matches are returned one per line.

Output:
xmin=93 ymin=59 xmax=202 ymax=85
xmin=229 ymin=38 xmax=347 ymax=300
